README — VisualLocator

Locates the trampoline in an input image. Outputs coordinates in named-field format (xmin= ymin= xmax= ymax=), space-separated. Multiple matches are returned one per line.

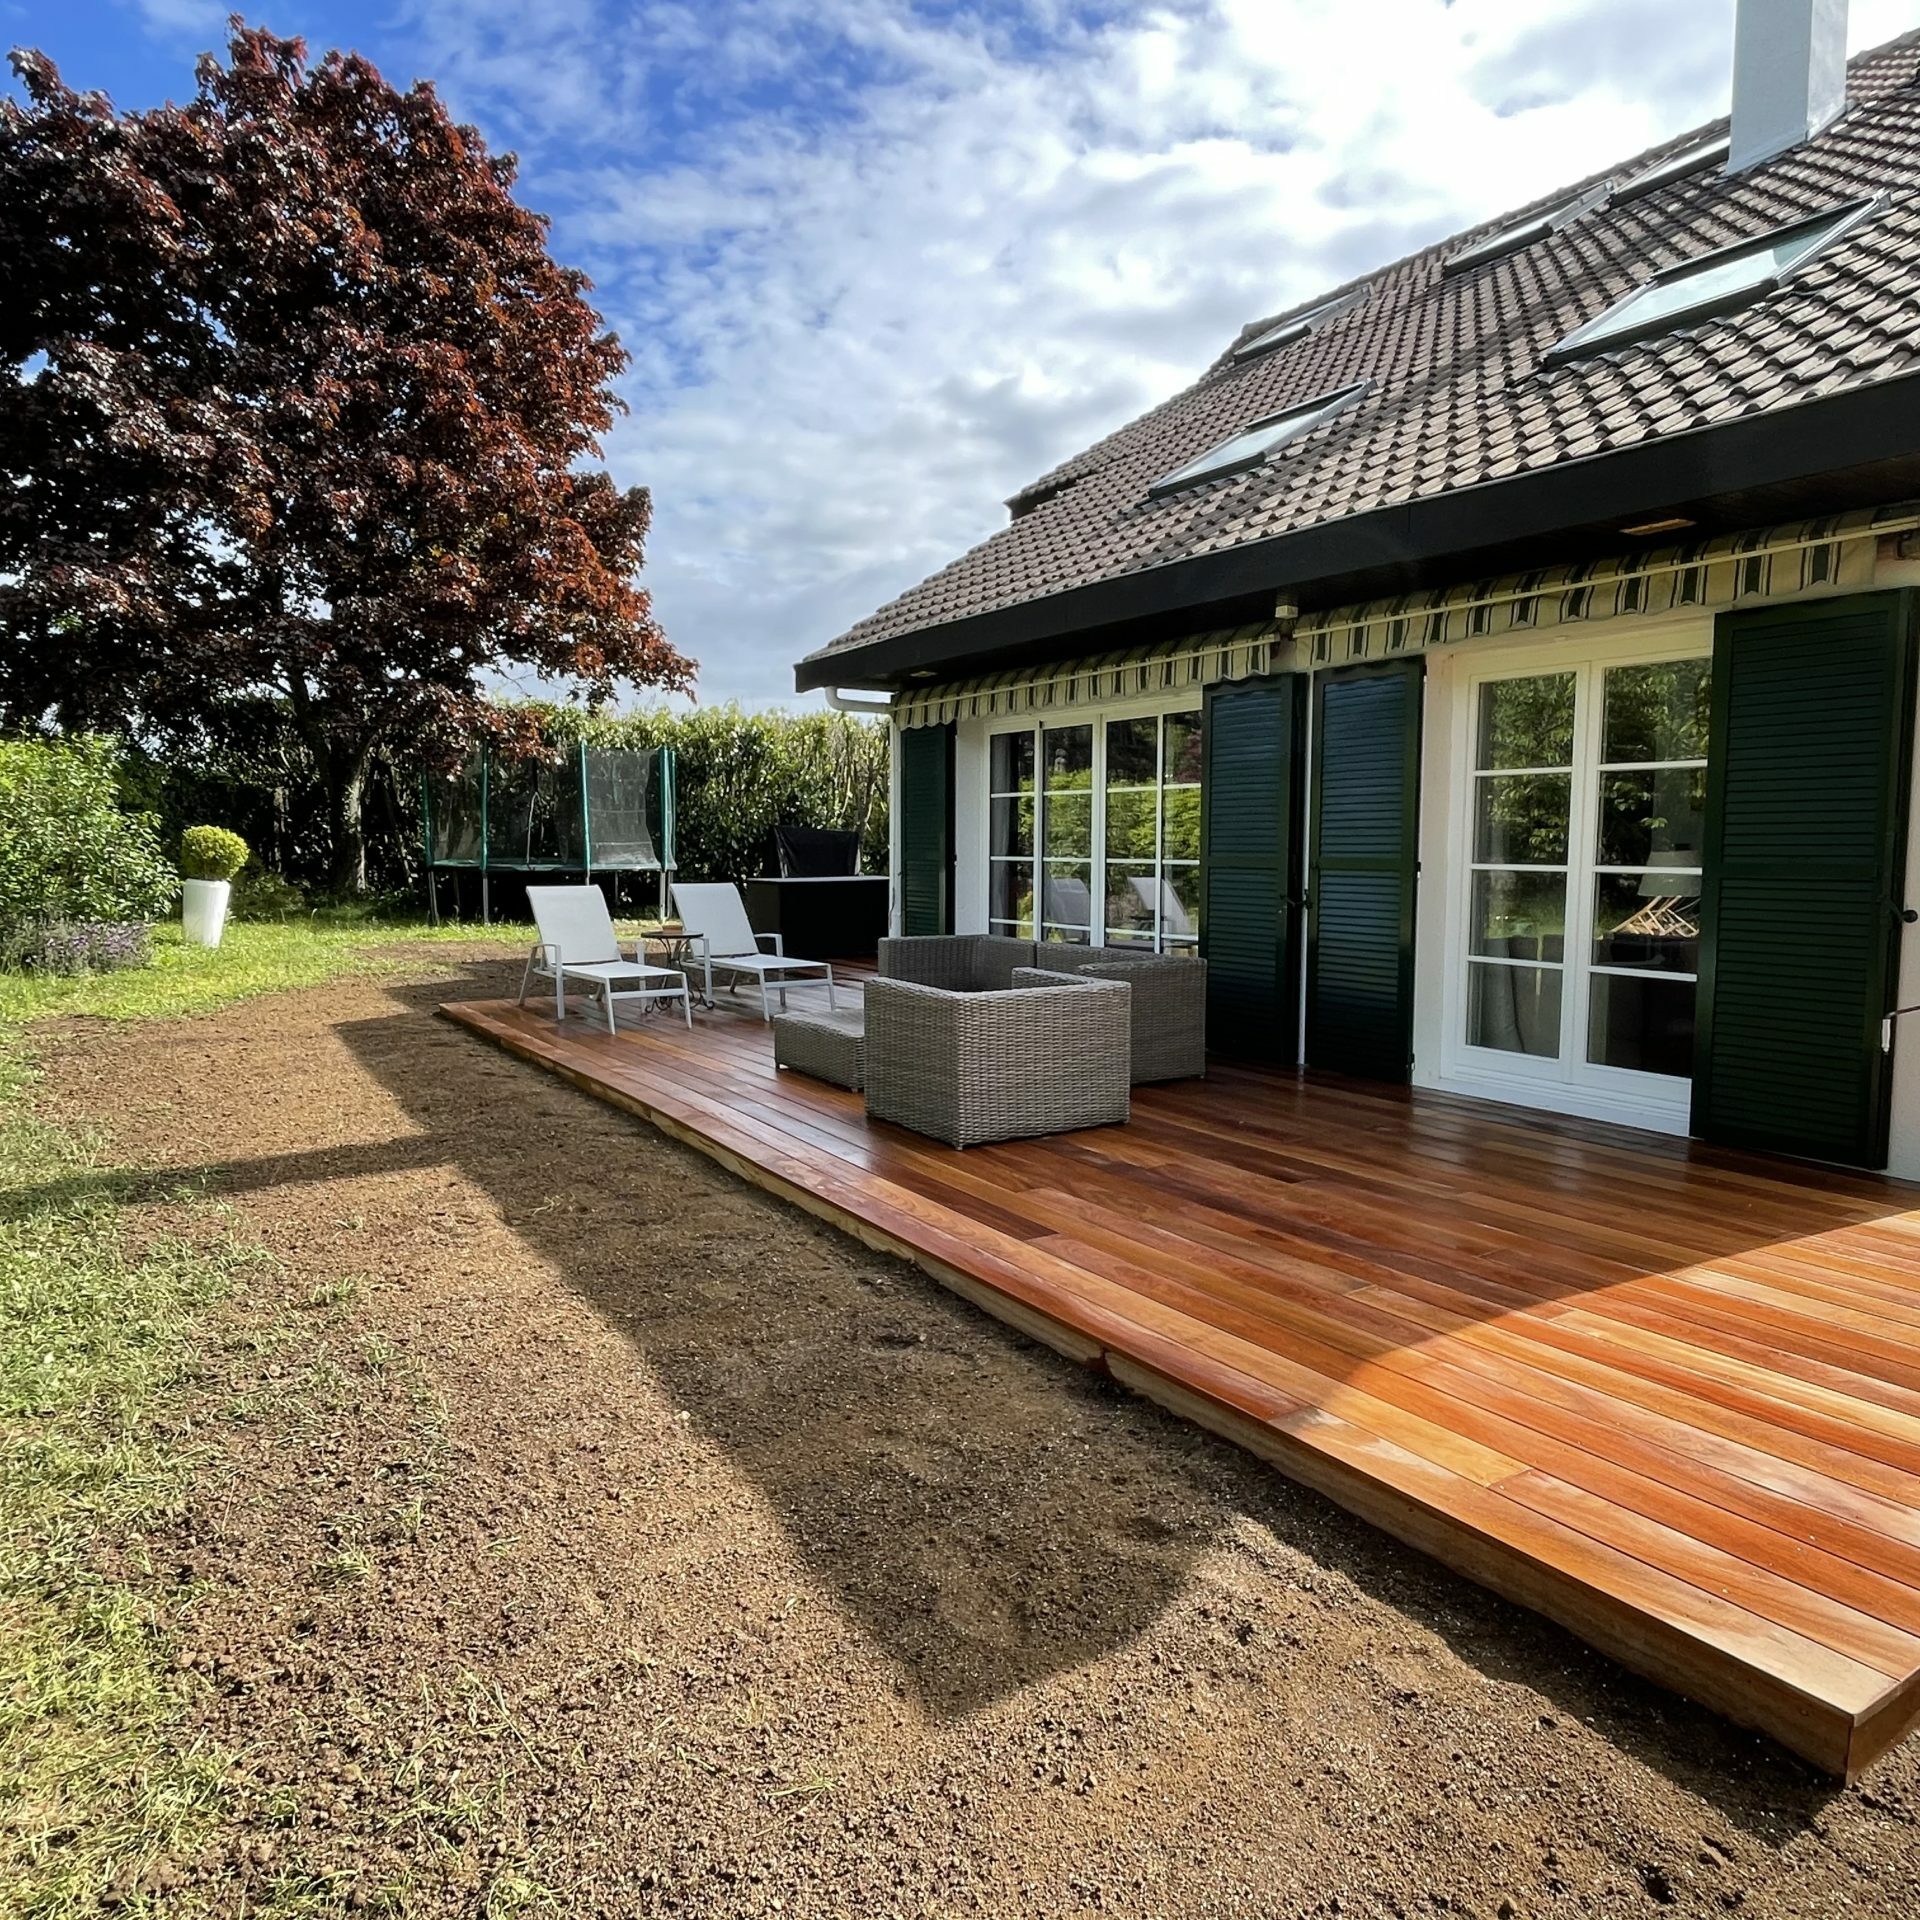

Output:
xmin=422 ymin=743 xmax=677 ymax=923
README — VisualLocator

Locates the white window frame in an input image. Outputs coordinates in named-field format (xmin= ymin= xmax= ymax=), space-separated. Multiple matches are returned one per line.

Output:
xmin=1434 ymin=625 xmax=1713 ymax=1131
xmin=983 ymin=697 xmax=1203 ymax=953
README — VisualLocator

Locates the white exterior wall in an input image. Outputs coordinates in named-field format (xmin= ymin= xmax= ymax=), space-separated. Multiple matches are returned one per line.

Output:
xmin=911 ymin=565 xmax=1920 ymax=1179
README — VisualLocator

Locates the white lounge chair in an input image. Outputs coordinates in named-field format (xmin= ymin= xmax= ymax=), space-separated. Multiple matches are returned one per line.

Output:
xmin=671 ymin=882 xmax=836 ymax=1020
xmin=519 ymin=884 xmax=692 ymax=1032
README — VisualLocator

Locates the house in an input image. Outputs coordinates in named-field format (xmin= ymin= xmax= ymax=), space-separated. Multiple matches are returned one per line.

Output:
xmin=797 ymin=0 xmax=1920 ymax=1179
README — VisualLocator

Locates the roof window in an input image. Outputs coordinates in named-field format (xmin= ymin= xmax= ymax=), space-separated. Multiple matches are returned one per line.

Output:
xmin=1232 ymin=290 xmax=1363 ymax=362
xmin=1147 ymin=382 xmax=1368 ymax=499
xmin=1545 ymin=196 xmax=1878 ymax=364
xmin=1443 ymin=184 xmax=1611 ymax=276
xmin=1615 ymin=132 xmax=1731 ymax=203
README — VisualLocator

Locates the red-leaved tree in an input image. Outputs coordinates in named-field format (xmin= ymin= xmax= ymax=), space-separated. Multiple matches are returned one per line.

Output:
xmin=0 ymin=23 xmax=693 ymax=891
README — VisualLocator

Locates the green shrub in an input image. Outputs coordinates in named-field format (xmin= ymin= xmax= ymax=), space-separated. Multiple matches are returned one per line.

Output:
xmin=0 ymin=737 xmax=178 ymax=934
xmin=179 ymin=824 xmax=250 ymax=882
xmin=229 ymin=865 xmax=309 ymax=921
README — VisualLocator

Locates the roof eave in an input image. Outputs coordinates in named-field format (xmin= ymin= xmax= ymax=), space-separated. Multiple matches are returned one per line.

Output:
xmin=795 ymin=368 xmax=1920 ymax=694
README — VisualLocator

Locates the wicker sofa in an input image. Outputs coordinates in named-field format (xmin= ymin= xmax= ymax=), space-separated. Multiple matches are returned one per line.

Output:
xmin=878 ymin=935 xmax=1206 ymax=1084
xmin=878 ymin=933 xmax=1042 ymax=993
xmin=862 ymin=968 xmax=1131 ymax=1147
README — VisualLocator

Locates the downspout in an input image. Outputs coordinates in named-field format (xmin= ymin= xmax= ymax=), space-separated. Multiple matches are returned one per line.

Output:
xmin=823 ymin=687 xmax=892 ymax=715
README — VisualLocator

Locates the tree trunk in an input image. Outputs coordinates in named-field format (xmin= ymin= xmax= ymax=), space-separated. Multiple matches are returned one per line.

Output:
xmin=326 ymin=757 xmax=370 ymax=897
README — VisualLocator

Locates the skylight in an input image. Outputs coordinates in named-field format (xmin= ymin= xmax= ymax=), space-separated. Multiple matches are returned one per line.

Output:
xmin=1443 ymin=185 xmax=1610 ymax=276
xmin=1232 ymin=291 xmax=1362 ymax=362
xmin=1147 ymin=383 xmax=1369 ymax=498
xmin=1545 ymin=196 xmax=1879 ymax=365
xmin=1615 ymin=132 xmax=1731 ymax=203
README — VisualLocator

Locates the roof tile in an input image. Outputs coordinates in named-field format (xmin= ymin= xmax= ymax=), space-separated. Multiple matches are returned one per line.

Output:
xmin=808 ymin=32 xmax=1920 ymax=669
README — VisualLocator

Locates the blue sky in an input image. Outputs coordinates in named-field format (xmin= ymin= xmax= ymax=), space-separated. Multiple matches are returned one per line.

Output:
xmin=9 ymin=1 xmax=1918 ymax=708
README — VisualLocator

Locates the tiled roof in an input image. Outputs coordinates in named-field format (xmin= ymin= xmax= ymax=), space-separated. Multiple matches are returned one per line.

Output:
xmin=806 ymin=31 xmax=1920 ymax=672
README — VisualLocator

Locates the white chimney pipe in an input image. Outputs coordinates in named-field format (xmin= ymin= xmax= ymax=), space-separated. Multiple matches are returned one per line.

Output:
xmin=1729 ymin=0 xmax=1849 ymax=172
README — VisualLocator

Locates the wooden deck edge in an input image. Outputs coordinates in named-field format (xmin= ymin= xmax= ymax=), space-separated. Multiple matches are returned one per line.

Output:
xmin=440 ymin=1000 xmax=1863 ymax=1778
xmin=1848 ymin=1665 xmax=1920 ymax=1779
xmin=1104 ymin=1357 xmax=1857 ymax=1777
xmin=439 ymin=1004 xmax=1103 ymax=1369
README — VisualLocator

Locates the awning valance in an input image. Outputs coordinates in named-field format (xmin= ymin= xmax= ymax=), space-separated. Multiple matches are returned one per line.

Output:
xmin=892 ymin=501 xmax=1920 ymax=729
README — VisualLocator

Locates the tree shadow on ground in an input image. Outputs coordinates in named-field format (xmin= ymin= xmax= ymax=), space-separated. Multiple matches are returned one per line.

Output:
xmin=81 ymin=951 xmax=1856 ymax=1834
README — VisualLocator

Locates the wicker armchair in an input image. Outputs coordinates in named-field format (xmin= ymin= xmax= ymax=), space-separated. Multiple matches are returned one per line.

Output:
xmin=878 ymin=934 xmax=1038 ymax=992
xmin=862 ymin=967 xmax=1130 ymax=1147
xmin=1029 ymin=948 xmax=1208 ymax=1083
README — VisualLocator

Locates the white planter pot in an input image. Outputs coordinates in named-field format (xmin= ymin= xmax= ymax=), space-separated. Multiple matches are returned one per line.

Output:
xmin=181 ymin=877 xmax=232 ymax=948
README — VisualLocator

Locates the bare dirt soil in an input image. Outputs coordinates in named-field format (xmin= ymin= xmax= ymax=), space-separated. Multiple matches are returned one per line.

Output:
xmin=36 ymin=948 xmax=1920 ymax=1917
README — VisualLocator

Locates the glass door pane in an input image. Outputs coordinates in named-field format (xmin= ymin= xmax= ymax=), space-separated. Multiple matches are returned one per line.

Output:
xmin=1583 ymin=660 xmax=1707 ymax=1077
xmin=989 ymin=729 xmax=1038 ymax=938
xmin=1041 ymin=723 xmax=1093 ymax=942
xmin=1161 ymin=710 xmax=1202 ymax=950
xmin=1104 ymin=716 xmax=1159 ymax=947
xmin=1465 ymin=672 xmax=1575 ymax=1061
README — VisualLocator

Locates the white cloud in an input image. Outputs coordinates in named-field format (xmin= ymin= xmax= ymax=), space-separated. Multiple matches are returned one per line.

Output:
xmin=397 ymin=0 xmax=1920 ymax=707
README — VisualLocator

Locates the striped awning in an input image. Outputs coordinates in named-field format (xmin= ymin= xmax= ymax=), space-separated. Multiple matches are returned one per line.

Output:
xmin=892 ymin=501 xmax=1920 ymax=729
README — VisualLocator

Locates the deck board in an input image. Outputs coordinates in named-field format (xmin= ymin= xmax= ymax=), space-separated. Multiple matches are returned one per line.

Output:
xmin=440 ymin=989 xmax=1920 ymax=1776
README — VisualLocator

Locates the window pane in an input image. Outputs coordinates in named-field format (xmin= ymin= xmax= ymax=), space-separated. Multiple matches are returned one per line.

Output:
xmin=1165 ymin=864 xmax=1202 ymax=942
xmin=1164 ymin=711 xmax=1203 ymax=784
xmin=1476 ymin=674 xmax=1575 ymax=771
xmin=1601 ymin=659 xmax=1710 ymax=764
xmin=1474 ymin=773 xmax=1571 ymax=865
xmin=1162 ymin=787 xmax=1201 ymax=863
xmin=1592 ymin=873 xmax=1700 ymax=973
xmin=1043 ymin=789 xmax=1091 ymax=858
xmin=1588 ymin=972 xmax=1696 ymax=1077
xmin=1105 ymin=788 xmax=1156 ymax=862
xmin=1041 ymin=862 xmax=1092 ymax=932
xmin=1471 ymin=871 xmax=1566 ymax=963
xmin=1105 ymin=716 xmax=1157 ymax=786
xmin=1467 ymin=962 xmax=1563 ymax=1057
xmin=1596 ymin=765 xmax=1707 ymax=869
xmin=1104 ymin=863 xmax=1159 ymax=943
xmin=989 ymin=862 xmax=1034 ymax=936
xmin=991 ymin=731 xmax=1035 ymax=794
xmin=1043 ymin=724 xmax=1093 ymax=787
xmin=991 ymin=795 xmax=1033 ymax=860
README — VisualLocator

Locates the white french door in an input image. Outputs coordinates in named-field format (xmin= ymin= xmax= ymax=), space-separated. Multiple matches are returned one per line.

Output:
xmin=1450 ymin=640 xmax=1710 ymax=1122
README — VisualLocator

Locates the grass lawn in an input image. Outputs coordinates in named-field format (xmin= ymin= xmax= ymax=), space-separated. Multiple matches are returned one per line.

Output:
xmin=0 ymin=917 xmax=520 ymax=1916
xmin=0 ymin=918 xmax=526 ymax=1025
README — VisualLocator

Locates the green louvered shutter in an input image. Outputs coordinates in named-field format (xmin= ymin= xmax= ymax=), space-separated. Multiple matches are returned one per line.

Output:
xmin=1201 ymin=674 xmax=1306 ymax=1062
xmin=1307 ymin=659 xmax=1424 ymax=1081
xmin=897 ymin=723 xmax=954 ymax=936
xmin=1693 ymin=591 xmax=1917 ymax=1168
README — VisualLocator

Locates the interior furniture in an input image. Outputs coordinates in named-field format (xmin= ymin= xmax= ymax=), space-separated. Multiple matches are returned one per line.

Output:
xmin=519 ymin=884 xmax=692 ymax=1032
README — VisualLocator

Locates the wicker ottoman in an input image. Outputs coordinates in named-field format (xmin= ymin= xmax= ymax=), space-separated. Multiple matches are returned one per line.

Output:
xmin=772 ymin=1006 xmax=867 ymax=1090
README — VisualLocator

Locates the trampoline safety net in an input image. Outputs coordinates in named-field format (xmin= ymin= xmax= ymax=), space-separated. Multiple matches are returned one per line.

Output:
xmin=422 ymin=744 xmax=676 ymax=876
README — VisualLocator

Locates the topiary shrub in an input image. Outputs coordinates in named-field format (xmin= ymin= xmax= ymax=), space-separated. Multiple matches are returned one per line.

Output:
xmin=0 ymin=738 xmax=178 ymax=965
xmin=179 ymin=825 xmax=251 ymax=882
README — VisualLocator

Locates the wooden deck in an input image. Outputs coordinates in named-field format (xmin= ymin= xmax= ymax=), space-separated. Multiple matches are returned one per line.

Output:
xmin=443 ymin=986 xmax=1920 ymax=1777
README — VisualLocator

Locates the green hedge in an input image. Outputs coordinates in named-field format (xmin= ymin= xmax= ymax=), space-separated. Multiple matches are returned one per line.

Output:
xmin=527 ymin=703 xmax=888 ymax=883
xmin=0 ymin=737 xmax=178 ymax=938
xmin=122 ymin=701 xmax=889 ymax=901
